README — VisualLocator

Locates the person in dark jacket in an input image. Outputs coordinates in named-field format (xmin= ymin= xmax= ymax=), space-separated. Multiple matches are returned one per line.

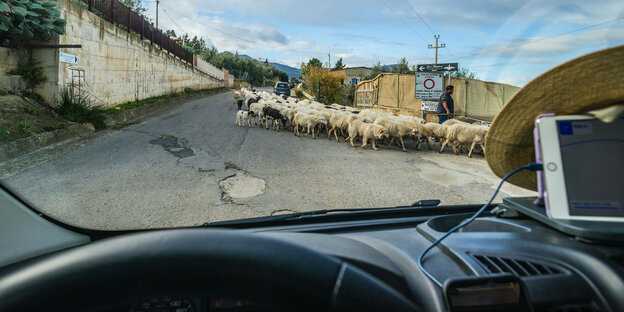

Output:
xmin=436 ymin=85 xmax=454 ymax=124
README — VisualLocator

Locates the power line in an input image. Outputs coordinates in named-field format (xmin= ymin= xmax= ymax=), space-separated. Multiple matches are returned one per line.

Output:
xmin=161 ymin=4 xmax=326 ymax=56
xmin=457 ymin=15 xmax=624 ymax=60
xmin=377 ymin=0 xmax=430 ymax=44
xmin=403 ymin=0 xmax=435 ymax=35
xmin=160 ymin=5 xmax=188 ymax=36
xmin=402 ymin=0 xmax=458 ymax=62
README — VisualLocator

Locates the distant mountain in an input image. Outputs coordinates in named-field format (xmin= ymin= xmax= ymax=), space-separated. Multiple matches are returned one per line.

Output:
xmin=228 ymin=53 xmax=301 ymax=79
xmin=381 ymin=64 xmax=398 ymax=71
xmin=267 ymin=62 xmax=301 ymax=80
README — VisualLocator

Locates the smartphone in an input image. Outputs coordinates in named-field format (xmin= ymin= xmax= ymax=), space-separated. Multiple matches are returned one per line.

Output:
xmin=536 ymin=115 xmax=624 ymax=222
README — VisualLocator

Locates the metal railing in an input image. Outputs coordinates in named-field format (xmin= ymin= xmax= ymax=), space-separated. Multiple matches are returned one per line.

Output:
xmin=81 ymin=0 xmax=193 ymax=65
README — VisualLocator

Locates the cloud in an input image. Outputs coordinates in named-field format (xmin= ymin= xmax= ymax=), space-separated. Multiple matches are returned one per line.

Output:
xmin=141 ymin=0 xmax=623 ymax=85
xmin=478 ymin=27 xmax=624 ymax=59
xmin=330 ymin=34 xmax=408 ymax=47
xmin=498 ymin=76 xmax=532 ymax=87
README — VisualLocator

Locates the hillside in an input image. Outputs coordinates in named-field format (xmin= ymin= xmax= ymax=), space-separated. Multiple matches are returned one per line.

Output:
xmin=235 ymin=54 xmax=301 ymax=79
xmin=267 ymin=62 xmax=301 ymax=80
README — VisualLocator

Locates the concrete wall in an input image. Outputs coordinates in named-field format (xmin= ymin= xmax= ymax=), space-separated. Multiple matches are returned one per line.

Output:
xmin=55 ymin=0 xmax=224 ymax=107
xmin=0 ymin=47 xmax=22 ymax=74
xmin=0 ymin=47 xmax=54 ymax=94
xmin=0 ymin=0 xmax=220 ymax=107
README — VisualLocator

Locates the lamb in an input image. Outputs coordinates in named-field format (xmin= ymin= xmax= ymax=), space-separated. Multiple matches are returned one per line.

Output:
xmin=346 ymin=115 xmax=389 ymax=151
xmin=373 ymin=117 xmax=412 ymax=152
xmin=263 ymin=107 xmax=288 ymax=132
xmin=439 ymin=124 xmax=488 ymax=157
xmin=249 ymin=101 xmax=266 ymax=126
xmin=235 ymin=110 xmax=255 ymax=127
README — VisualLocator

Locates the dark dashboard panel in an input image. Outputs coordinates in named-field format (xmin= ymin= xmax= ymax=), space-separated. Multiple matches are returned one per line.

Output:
xmin=248 ymin=214 xmax=624 ymax=312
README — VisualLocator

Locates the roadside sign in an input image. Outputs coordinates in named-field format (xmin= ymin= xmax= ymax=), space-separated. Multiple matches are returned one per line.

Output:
xmin=421 ymin=100 xmax=438 ymax=112
xmin=416 ymin=63 xmax=458 ymax=72
xmin=59 ymin=52 xmax=78 ymax=64
xmin=415 ymin=72 xmax=444 ymax=99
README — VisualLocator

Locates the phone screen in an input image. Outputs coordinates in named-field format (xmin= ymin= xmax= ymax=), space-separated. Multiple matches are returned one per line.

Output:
xmin=556 ymin=118 xmax=624 ymax=217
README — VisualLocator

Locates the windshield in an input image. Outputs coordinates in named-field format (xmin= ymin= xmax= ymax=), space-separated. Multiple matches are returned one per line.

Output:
xmin=1 ymin=0 xmax=622 ymax=230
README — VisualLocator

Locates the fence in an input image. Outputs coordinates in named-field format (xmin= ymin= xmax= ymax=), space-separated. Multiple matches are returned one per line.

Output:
xmin=193 ymin=55 xmax=224 ymax=80
xmin=354 ymin=73 xmax=521 ymax=121
xmin=80 ymin=0 xmax=193 ymax=65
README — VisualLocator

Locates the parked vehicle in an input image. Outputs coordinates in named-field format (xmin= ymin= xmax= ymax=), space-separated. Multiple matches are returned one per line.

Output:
xmin=273 ymin=82 xmax=290 ymax=96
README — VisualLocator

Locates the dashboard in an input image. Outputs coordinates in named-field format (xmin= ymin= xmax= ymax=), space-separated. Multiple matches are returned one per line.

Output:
xmin=1 ymin=188 xmax=623 ymax=312
xmin=122 ymin=208 xmax=623 ymax=312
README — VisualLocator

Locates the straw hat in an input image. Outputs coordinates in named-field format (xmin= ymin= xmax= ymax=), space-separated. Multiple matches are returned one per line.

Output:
xmin=486 ymin=45 xmax=624 ymax=191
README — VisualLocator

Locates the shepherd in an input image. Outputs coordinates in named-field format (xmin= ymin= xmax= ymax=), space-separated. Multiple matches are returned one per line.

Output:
xmin=436 ymin=85 xmax=454 ymax=124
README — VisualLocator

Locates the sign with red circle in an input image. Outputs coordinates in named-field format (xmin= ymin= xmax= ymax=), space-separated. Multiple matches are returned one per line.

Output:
xmin=423 ymin=79 xmax=435 ymax=89
xmin=415 ymin=72 xmax=444 ymax=100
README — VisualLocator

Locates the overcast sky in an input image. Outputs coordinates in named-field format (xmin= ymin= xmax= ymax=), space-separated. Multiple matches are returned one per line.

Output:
xmin=145 ymin=0 xmax=624 ymax=86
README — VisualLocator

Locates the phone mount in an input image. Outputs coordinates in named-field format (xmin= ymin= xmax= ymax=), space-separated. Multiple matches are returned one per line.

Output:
xmin=533 ymin=113 xmax=555 ymax=208
xmin=501 ymin=197 xmax=624 ymax=243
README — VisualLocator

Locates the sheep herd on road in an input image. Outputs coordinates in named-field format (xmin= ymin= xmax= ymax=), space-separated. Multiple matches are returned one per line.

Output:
xmin=233 ymin=88 xmax=489 ymax=158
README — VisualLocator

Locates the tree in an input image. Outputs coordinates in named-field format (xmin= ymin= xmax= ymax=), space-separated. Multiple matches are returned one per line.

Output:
xmin=390 ymin=57 xmax=410 ymax=74
xmin=363 ymin=62 xmax=386 ymax=80
xmin=185 ymin=35 xmax=206 ymax=54
xmin=164 ymin=29 xmax=177 ymax=38
xmin=306 ymin=58 xmax=322 ymax=68
xmin=300 ymin=58 xmax=323 ymax=81
xmin=451 ymin=67 xmax=478 ymax=79
xmin=333 ymin=57 xmax=345 ymax=70
xmin=198 ymin=46 xmax=288 ymax=86
xmin=119 ymin=0 xmax=147 ymax=15
xmin=304 ymin=66 xmax=341 ymax=104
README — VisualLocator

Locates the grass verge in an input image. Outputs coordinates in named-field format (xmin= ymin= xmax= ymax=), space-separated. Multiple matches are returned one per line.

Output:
xmin=54 ymin=87 xmax=107 ymax=130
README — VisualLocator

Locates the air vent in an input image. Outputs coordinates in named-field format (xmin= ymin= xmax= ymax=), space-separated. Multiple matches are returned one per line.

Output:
xmin=548 ymin=304 xmax=596 ymax=312
xmin=471 ymin=254 xmax=564 ymax=277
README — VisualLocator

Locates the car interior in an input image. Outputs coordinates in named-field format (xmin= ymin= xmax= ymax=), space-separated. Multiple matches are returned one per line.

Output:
xmin=1 ymin=183 xmax=623 ymax=312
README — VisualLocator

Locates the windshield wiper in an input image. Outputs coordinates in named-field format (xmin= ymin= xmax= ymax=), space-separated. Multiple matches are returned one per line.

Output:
xmin=202 ymin=199 xmax=443 ymax=226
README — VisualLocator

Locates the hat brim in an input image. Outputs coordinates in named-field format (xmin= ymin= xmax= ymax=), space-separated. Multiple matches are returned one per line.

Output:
xmin=486 ymin=45 xmax=624 ymax=191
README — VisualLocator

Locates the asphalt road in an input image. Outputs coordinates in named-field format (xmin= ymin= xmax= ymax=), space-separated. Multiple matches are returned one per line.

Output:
xmin=1 ymin=89 xmax=535 ymax=230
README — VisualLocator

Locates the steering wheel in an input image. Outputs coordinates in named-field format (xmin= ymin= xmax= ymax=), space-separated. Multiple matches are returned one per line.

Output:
xmin=0 ymin=229 xmax=419 ymax=311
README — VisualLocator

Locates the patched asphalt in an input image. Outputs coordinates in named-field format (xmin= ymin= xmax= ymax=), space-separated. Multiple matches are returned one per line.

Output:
xmin=0 ymin=89 xmax=535 ymax=230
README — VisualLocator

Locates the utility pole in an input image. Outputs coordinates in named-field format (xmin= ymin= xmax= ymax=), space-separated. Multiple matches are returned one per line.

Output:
xmin=328 ymin=53 xmax=331 ymax=72
xmin=427 ymin=35 xmax=445 ymax=64
xmin=155 ymin=0 xmax=159 ymax=29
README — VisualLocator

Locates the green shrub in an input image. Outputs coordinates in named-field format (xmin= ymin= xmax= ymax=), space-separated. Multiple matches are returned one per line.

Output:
xmin=0 ymin=0 xmax=65 ymax=40
xmin=54 ymin=87 xmax=106 ymax=129
xmin=9 ymin=62 xmax=46 ymax=88
xmin=295 ymin=88 xmax=304 ymax=99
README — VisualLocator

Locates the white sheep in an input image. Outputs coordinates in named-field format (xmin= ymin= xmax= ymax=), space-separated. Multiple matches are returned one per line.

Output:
xmin=293 ymin=113 xmax=327 ymax=139
xmin=439 ymin=124 xmax=488 ymax=157
xmin=373 ymin=117 xmax=412 ymax=152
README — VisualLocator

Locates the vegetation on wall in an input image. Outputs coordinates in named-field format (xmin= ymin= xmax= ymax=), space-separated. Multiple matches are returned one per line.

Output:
xmin=0 ymin=0 xmax=66 ymax=44
xmin=8 ymin=60 xmax=46 ymax=88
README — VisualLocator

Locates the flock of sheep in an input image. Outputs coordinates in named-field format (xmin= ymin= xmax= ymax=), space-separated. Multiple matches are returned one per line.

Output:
xmin=233 ymin=88 xmax=489 ymax=158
